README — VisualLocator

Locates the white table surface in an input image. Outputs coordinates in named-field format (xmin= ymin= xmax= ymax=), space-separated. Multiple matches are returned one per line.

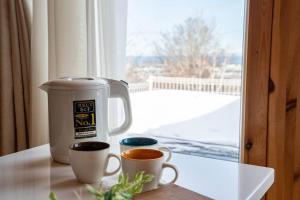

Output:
xmin=0 ymin=144 xmax=274 ymax=200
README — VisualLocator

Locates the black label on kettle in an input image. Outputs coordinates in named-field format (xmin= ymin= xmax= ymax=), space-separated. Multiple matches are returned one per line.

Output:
xmin=73 ymin=100 xmax=97 ymax=139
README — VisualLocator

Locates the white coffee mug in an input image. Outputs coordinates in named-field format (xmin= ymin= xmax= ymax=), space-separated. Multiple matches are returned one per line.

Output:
xmin=69 ymin=141 xmax=121 ymax=183
xmin=120 ymin=137 xmax=172 ymax=162
xmin=121 ymin=148 xmax=178 ymax=192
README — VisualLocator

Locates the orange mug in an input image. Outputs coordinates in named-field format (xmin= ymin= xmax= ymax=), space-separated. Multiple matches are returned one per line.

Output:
xmin=121 ymin=148 xmax=179 ymax=192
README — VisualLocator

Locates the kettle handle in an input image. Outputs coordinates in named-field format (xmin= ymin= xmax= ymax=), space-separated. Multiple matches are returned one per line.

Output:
xmin=107 ymin=79 xmax=132 ymax=136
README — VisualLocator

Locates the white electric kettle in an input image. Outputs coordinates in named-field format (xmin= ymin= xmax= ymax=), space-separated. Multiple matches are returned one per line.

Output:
xmin=40 ymin=77 xmax=132 ymax=164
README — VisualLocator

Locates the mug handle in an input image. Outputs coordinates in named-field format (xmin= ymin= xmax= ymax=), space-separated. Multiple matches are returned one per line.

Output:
xmin=158 ymin=163 xmax=179 ymax=186
xmin=104 ymin=153 xmax=121 ymax=176
xmin=158 ymin=147 xmax=172 ymax=162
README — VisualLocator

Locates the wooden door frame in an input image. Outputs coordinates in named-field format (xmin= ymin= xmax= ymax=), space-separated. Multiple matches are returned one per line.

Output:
xmin=242 ymin=0 xmax=274 ymax=165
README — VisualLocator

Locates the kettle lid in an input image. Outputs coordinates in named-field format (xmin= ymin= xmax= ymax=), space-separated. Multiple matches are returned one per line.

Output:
xmin=40 ymin=77 xmax=109 ymax=91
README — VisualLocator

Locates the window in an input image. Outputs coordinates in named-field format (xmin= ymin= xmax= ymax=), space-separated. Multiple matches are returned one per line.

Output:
xmin=124 ymin=0 xmax=246 ymax=162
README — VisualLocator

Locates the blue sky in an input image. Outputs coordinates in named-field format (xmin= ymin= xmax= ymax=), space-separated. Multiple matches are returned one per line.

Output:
xmin=126 ymin=0 xmax=246 ymax=56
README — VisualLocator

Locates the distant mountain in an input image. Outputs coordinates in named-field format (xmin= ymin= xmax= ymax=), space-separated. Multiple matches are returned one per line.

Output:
xmin=127 ymin=56 xmax=165 ymax=65
xmin=127 ymin=54 xmax=243 ymax=66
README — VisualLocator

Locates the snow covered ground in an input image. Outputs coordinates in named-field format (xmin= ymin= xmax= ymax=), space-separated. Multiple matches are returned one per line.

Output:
xmin=124 ymin=90 xmax=241 ymax=162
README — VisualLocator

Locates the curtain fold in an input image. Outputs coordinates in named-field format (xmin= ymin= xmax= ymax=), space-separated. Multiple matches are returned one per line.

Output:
xmin=31 ymin=0 xmax=48 ymax=146
xmin=87 ymin=0 xmax=128 ymax=79
xmin=0 ymin=0 xmax=31 ymax=155
xmin=48 ymin=0 xmax=88 ymax=79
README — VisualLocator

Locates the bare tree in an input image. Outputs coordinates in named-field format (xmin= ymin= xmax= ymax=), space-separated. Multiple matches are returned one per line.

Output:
xmin=154 ymin=16 xmax=221 ymax=78
xmin=125 ymin=64 xmax=147 ymax=83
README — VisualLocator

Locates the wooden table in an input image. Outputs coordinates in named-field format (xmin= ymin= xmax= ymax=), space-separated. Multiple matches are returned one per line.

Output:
xmin=0 ymin=144 xmax=274 ymax=200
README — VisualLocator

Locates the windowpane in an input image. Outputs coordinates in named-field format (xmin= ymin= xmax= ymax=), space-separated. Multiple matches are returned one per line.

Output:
xmin=125 ymin=0 xmax=246 ymax=162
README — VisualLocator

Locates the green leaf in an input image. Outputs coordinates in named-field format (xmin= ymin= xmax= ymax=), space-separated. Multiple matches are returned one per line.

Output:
xmin=114 ymin=192 xmax=132 ymax=200
xmin=49 ymin=192 xmax=57 ymax=200
xmin=110 ymin=171 xmax=154 ymax=196
xmin=104 ymin=190 xmax=113 ymax=200
xmin=86 ymin=172 xmax=154 ymax=200
xmin=86 ymin=185 xmax=105 ymax=199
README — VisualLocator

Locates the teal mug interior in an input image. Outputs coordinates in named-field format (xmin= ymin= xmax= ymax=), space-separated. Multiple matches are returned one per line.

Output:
xmin=120 ymin=137 xmax=158 ymax=147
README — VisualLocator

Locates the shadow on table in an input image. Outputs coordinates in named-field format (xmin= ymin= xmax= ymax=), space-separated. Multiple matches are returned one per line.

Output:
xmin=50 ymin=161 xmax=93 ymax=199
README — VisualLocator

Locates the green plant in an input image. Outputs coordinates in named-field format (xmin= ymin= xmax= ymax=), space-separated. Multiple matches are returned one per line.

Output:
xmin=49 ymin=192 xmax=57 ymax=200
xmin=49 ymin=172 xmax=153 ymax=200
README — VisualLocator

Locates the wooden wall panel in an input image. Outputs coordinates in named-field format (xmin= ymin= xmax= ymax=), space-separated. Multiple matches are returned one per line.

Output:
xmin=243 ymin=0 xmax=274 ymax=165
xmin=245 ymin=0 xmax=300 ymax=199
xmin=266 ymin=0 xmax=300 ymax=199
xmin=294 ymin=79 xmax=300 ymax=199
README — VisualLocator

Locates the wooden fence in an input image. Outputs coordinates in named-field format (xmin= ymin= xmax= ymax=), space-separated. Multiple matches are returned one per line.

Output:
xmin=129 ymin=76 xmax=241 ymax=96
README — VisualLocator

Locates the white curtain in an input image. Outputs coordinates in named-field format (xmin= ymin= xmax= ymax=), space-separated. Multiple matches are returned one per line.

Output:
xmin=31 ymin=0 xmax=128 ymax=146
xmin=86 ymin=0 xmax=127 ymax=79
